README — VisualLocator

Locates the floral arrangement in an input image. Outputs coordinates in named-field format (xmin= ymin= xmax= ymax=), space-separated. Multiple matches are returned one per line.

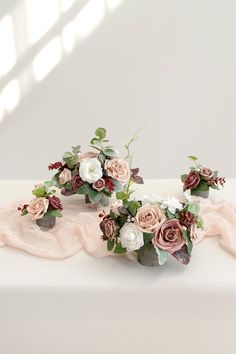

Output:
xmin=48 ymin=128 xmax=143 ymax=205
xmin=181 ymin=156 xmax=226 ymax=196
xmin=18 ymin=181 xmax=63 ymax=222
xmin=99 ymin=191 xmax=204 ymax=265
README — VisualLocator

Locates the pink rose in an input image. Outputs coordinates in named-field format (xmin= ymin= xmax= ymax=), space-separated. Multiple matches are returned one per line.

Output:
xmin=92 ymin=178 xmax=105 ymax=191
xmin=183 ymin=171 xmax=201 ymax=190
xmin=110 ymin=200 xmax=123 ymax=215
xmin=27 ymin=198 xmax=49 ymax=220
xmin=105 ymin=159 xmax=131 ymax=184
xmin=200 ymin=168 xmax=214 ymax=180
xmin=100 ymin=218 xmax=117 ymax=240
xmin=59 ymin=168 xmax=72 ymax=185
xmin=135 ymin=204 xmax=166 ymax=233
xmin=153 ymin=219 xmax=186 ymax=254
xmin=79 ymin=151 xmax=99 ymax=160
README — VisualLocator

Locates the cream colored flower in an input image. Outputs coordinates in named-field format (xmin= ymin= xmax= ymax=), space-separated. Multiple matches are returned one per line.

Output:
xmin=105 ymin=159 xmax=130 ymax=184
xmin=59 ymin=168 xmax=72 ymax=185
xmin=27 ymin=198 xmax=49 ymax=220
xmin=135 ymin=204 xmax=166 ymax=233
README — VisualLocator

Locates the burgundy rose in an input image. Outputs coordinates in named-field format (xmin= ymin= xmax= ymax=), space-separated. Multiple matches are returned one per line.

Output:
xmin=100 ymin=218 xmax=117 ymax=240
xmin=183 ymin=171 xmax=201 ymax=190
xmin=71 ymin=174 xmax=84 ymax=192
xmin=49 ymin=196 xmax=63 ymax=210
xmin=200 ymin=168 xmax=214 ymax=180
xmin=179 ymin=210 xmax=197 ymax=228
xmin=104 ymin=177 xmax=115 ymax=192
xmin=92 ymin=178 xmax=105 ymax=191
xmin=153 ymin=219 xmax=186 ymax=254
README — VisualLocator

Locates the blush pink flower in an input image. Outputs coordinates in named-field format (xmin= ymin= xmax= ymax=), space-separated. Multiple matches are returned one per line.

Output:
xmin=105 ymin=159 xmax=131 ymax=184
xmin=92 ymin=178 xmax=105 ymax=191
xmin=27 ymin=198 xmax=49 ymax=220
xmin=200 ymin=168 xmax=214 ymax=180
xmin=79 ymin=151 xmax=99 ymax=160
xmin=59 ymin=168 xmax=72 ymax=185
xmin=135 ymin=204 xmax=166 ymax=233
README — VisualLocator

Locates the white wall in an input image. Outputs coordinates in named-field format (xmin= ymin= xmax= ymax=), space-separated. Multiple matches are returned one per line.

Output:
xmin=0 ymin=0 xmax=235 ymax=180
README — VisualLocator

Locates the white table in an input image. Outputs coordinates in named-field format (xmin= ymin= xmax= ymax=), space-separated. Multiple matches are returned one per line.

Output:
xmin=0 ymin=180 xmax=236 ymax=354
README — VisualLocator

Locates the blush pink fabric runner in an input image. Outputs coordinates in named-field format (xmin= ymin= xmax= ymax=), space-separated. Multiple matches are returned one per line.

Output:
xmin=0 ymin=196 xmax=236 ymax=259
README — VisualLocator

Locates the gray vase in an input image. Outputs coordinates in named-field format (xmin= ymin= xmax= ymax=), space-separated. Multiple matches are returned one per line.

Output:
xmin=36 ymin=215 xmax=56 ymax=230
xmin=191 ymin=189 xmax=209 ymax=198
xmin=137 ymin=246 xmax=160 ymax=266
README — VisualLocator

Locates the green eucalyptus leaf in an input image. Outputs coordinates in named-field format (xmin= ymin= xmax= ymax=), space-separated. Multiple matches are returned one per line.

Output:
xmin=181 ymin=174 xmax=187 ymax=182
xmin=112 ymin=179 xmax=123 ymax=192
xmin=154 ymin=246 xmax=168 ymax=265
xmin=76 ymin=184 xmax=91 ymax=195
xmin=116 ymin=192 xmax=127 ymax=200
xmin=95 ymin=127 xmax=106 ymax=139
xmin=114 ymin=242 xmax=126 ymax=254
xmin=72 ymin=145 xmax=81 ymax=154
xmin=46 ymin=209 xmax=62 ymax=217
xmin=188 ymin=155 xmax=198 ymax=162
xmin=103 ymin=146 xmax=118 ymax=157
xmin=143 ymin=232 xmax=154 ymax=244
xmin=88 ymin=189 xmax=103 ymax=204
xmin=192 ymin=181 xmax=209 ymax=192
xmin=187 ymin=202 xmax=200 ymax=216
xmin=107 ymin=239 xmax=115 ymax=251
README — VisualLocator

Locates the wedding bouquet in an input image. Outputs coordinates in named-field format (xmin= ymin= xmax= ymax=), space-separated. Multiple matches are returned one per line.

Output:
xmin=181 ymin=156 xmax=226 ymax=198
xmin=48 ymin=128 xmax=143 ymax=206
xmin=18 ymin=181 xmax=63 ymax=229
xmin=99 ymin=194 xmax=203 ymax=266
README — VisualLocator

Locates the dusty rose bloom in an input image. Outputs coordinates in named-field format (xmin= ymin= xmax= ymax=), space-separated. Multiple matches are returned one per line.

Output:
xmin=135 ymin=204 xmax=166 ymax=233
xmin=59 ymin=168 xmax=72 ymax=185
xmin=153 ymin=219 xmax=186 ymax=254
xmin=71 ymin=174 xmax=84 ymax=191
xmin=27 ymin=198 xmax=49 ymax=220
xmin=183 ymin=171 xmax=201 ymax=190
xmin=100 ymin=218 xmax=117 ymax=240
xmin=92 ymin=178 xmax=105 ymax=191
xmin=79 ymin=151 xmax=99 ymax=160
xmin=200 ymin=168 xmax=214 ymax=180
xmin=105 ymin=159 xmax=131 ymax=184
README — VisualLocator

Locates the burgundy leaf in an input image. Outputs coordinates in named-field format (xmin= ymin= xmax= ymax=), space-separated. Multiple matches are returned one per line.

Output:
xmin=172 ymin=245 xmax=191 ymax=265
xmin=132 ymin=175 xmax=144 ymax=184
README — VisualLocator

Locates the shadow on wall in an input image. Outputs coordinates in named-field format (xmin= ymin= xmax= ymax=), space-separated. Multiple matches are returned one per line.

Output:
xmin=0 ymin=0 xmax=124 ymax=125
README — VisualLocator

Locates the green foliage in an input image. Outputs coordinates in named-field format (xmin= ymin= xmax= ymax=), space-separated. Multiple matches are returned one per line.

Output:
xmin=107 ymin=239 xmax=115 ymax=251
xmin=143 ymin=232 xmax=154 ymax=244
xmin=116 ymin=192 xmax=127 ymax=200
xmin=117 ymin=215 xmax=128 ymax=228
xmin=76 ymin=184 xmax=91 ymax=195
xmin=21 ymin=209 xmax=28 ymax=216
xmin=187 ymin=202 xmax=200 ymax=216
xmin=155 ymin=246 xmax=168 ymax=265
xmin=88 ymin=189 xmax=103 ymax=204
xmin=114 ymin=242 xmax=126 ymax=254
xmin=103 ymin=146 xmax=118 ymax=157
xmin=192 ymin=181 xmax=209 ymax=193
xmin=72 ymin=145 xmax=81 ymax=154
xmin=166 ymin=210 xmax=176 ymax=219
xmin=32 ymin=186 xmax=46 ymax=198
xmin=196 ymin=216 xmax=204 ymax=229
xmin=188 ymin=155 xmax=198 ymax=162
xmin=112 ymin=179 xmax=123 ymax=193
xmin=95 ymin=127 xmax=106 ymax=139
xmin=181 ymin=174 xmax=187 ymax=182
xmin=46 ymin=209 xmax=62 ymax=217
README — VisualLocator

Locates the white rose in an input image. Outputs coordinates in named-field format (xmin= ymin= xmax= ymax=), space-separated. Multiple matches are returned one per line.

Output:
xmin=79 ymin=158 xmax=103 ymax=184
xmin=120 ymin=223 xmax=144 ymax=252
xmin=161 ymin=196 xmax=183 ymax=214
xmin=59 ymin=168 xmax=72 ymax=185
